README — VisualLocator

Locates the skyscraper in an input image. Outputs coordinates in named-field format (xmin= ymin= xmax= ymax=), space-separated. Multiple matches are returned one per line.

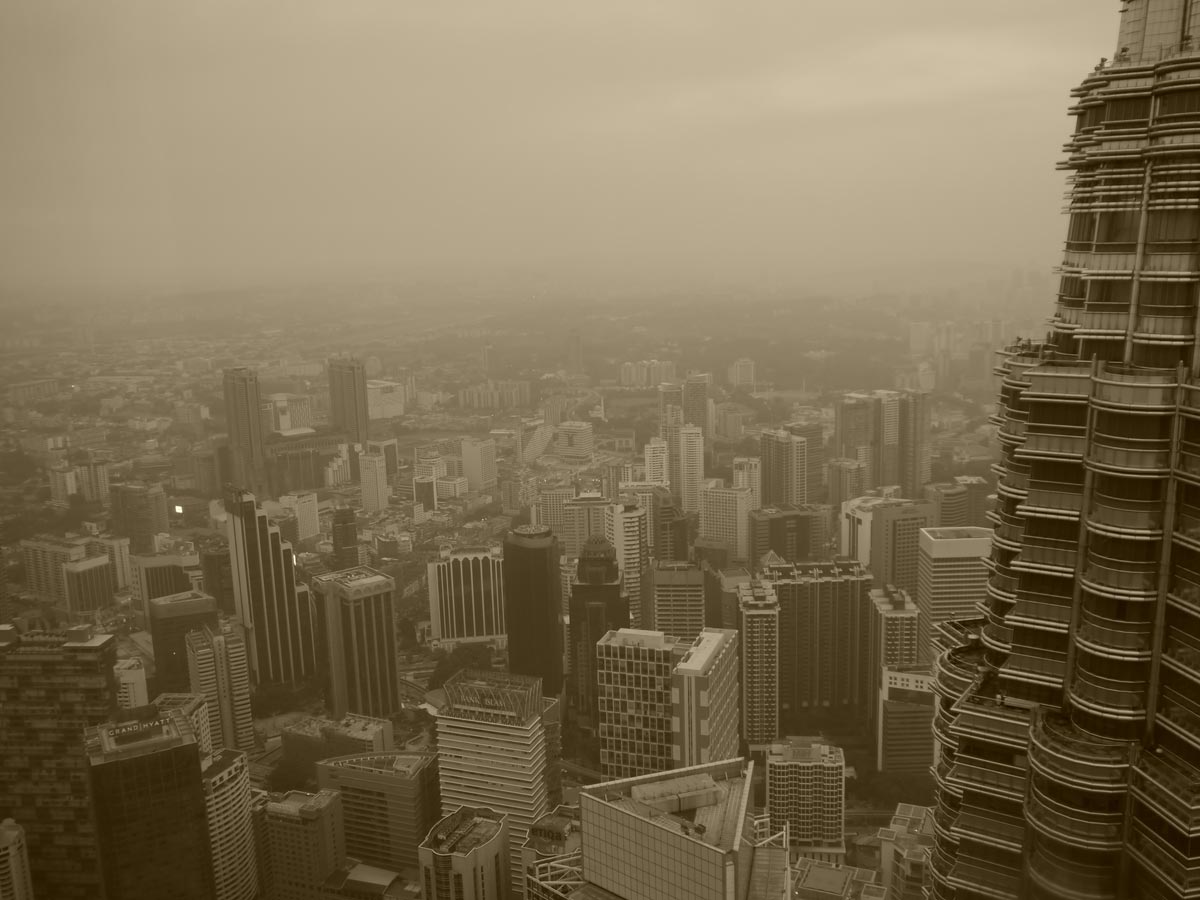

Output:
xmin=568 ymin=536 xmax=627 ymax=732
xmin=786 ymin=420 xmax=827 ymax=502
xmin=748 ymin=504 xmax=829 ymax=567
xmin=502 ymin=525 xmax=564 ymax=696
xmin=110 ymin=482 xmax=170 ymax=554
xmin=254 ymin=789 xmax=345 ymax=900
xmin=699 ymin=481 xmax=754 ymax=564
xmin=643 ymin=436 xmax=669 ymax=486
xmin=914 ymin=526 xmax=989 ymax=662
xmin=427 ymin=546 xmax=506 ymax=649
xmin=226 ymin=487 xmax=316 ymax=685
xmin=562 ymin=492 xmax=610 ymax=557
xmin=85 ymin=708 xmax=214 ymax=900
xmin=149 ymin=588 xmax=219 ymax=693
xmin=328 ymin=356 xmax=370 ymax=446
xmin=331 ymin=507 xmax=359 ymax=570
xmin=223 ymin=367 xmax=268 ymax=495
xmin=605 ymin=502 xmax=649 ymax=628
xmin=841 ymin=495 xmax=936 ymax=595
xmin=759 ymin=428 xmax=808 ymax=507
xmin=202 ymin=750 xmax=258 ymax=900
xmin=314 ymin=566 xmax=398 ymax=719
xmin=671 ymin=627 xmax=740 ymax=769
xmin=644 ymin=559 xmax=705 ymax=639
xmin=358 ymin=451 xmax=390 ymax=513
xmin=186 ymin=620 xmax=255 ymax=753
xmin=0 ymin=818 xmax=33 ymax=900
xmin=866 ymin=586 xmax=920 ymax=737
xmin=834 ymin=390 xmax=929 ymax=497
xmin=930 ymin=7 xmax=1200 ymax=897
xmin=732 ymin=455 xmax=762 ymax=508
xmin=682 ymin=372 xmax=711 ymax=439
xmin=436 ymin=670 xmax=548 ymax=896
xmin=738 ymin=581 xmax=780 ymax=750
xmin=460 ymin=437 xmax=498 ymax=491
xmin=0 ymin=627 xmax=117 ymax=900
xmin=765 ymin=739 xmax=845 ymax=860
xmin=677 ymin=424 xmax=705 ymax=513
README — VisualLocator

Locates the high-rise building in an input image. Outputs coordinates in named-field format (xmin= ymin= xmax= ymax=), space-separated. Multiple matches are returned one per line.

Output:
xmin=760 ymin=428 xmax=809 ymax=508
xmin=316 ymin=751 xmax=440 ymax=872
xmin=153 ymin=693 xmax=213 ymax=761
xmin=738 ymin=581 xmax=780 ymax=750
xmin=677 ymin=424 xmax=705 ymax=514
xmin=202 ymin=750 xmax=258 ymax=900
xmin=503 ymin=525 xmax=564 ymax=696
xmin=568 ymin=536 xmax=627 ymax=732
xmin=148 ymin=588 xmax=219 ymax=693
xmin=922 ymin=482 xmax=970 ymax=528
xmin=20 ymin=534 xmax=91 ymax=607
xmin=834 ymin=391 xmax=928 ymax=497
xmin=672 ymin=627 xmax=740 ymax=769
xmin=131 ymin=551 xmax=203 ymax=620
xmin=77 ymin=455 xmax=111 ymax=505
xmin=786 ymin=421 xmax=827 ymax=503
xmin=113 ymin=658 xmax=148 ymax=709
xmin=765 ymin=739 xmax=845 ymax=861
xmin=85 ymin=708 xmax=214 ymax=900
xmin=330 ymin=507 xmax=359 ymax=570
xmin=596 ymin=629 xmax=690 ymax=778
xmin=427 ymin=546 xmax=506 ymax=649
xmin=915 ymin=526 xmax=989 ymax=663
xmin=562 ymin=492 xmax=610 ymax=557
xmin=866 ymin=586 xmax=919 ymax=734
xmin=929 ymin=8 xmax=1200 ymax=897
xmin=876 ymin=804 xmax=933 ymax=900
xmin=748 ymin=505 xmax=830 ymax=568
xmin=841 ymin=496 xmax=935 ymax=595
xmin=875 ymin=666 xmax=934 ymax=777
xmin=186 ymin=620 xmax=255 ymax=753
xmin=555 ymin=421 xmax=594 ymax=463
xmin=761 ymin=559 xmax=873 ymax=729
xmin=896 ymin=391 xmax=931 ymax=500
xmin=226 ymin=488 xmax=316 ymax=685
xmin=699 ymin=481 xmax=753 ymax=564
xmin=436 ymin=670 xmax=548 ymax=895
xmin=0 ymin=628 xmax=117 ymax=900
xmin=358 ymin=451 xmax=390 ymax=513
xmin=606 ymin=501 xmax=649 ymax=628
xmin=48 ymin=464 xmax=77 ymax=506
xmin=644 ymin=560 xmax=705 ymax=639
xmin=461 ymin=437 xmax=498 ymax=491
xmin=644 ymin=437 xmax=669 ymax=486
xmin=953 ymin=474 xmax=991 ymax=527
xmin=732 ymin=455 xmax=762 ymax=509
xmin=223 ymin=367 xmax=268 ymax=495
xmin=89 ymin=534 xmax=131 ymax=591
xmin=827 ymin=458 xmax=868 ymax=529
xmin=62 ymin=555 xmax=111 ymax=619
xmin=279 ymin=491 xmax=320 ymax=541
xmin=314 ymin=566 xmax=398 ymax=719
xmin=110 ymin=481 xmax=170 ymax=554
xmin=419 ymin=807 xmax=509 ymax=900
xmin=328 ymin=356 xmax=370 ymax=446
xmin=255 ymin=789 xmax=345 ymax=900
xmin=727 ymin=357 xmax=756 ymax=388
xmin=0 ymin=818 xmax=33 ymax=900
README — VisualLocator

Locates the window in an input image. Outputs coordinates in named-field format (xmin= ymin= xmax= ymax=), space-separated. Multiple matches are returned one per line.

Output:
xmin=1104 ymin=96 xmax=1151 ymax=123
xmin=1158 ymin=88 xmax=1200 ymax=119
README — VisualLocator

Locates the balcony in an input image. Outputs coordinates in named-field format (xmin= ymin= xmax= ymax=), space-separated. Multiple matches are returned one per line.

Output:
xmin=1081 ymin=560 xmax=1158 ymax=597
xmin=1025 ymin=779 xmax=1125 ymax=850
xmin=1168 ymin=567 xmax=1200 ymax=617
xmin=981 ymin=622 xmax=1013 ymax=654
xmin=1076 ymin=607 xmax=1154 ymax=656
xmin=1132 ymin=753 xmax=1200 ymax=831
xmin=1069 ymin=667 xmax=1149 ymax=717
xmin=1163 ymin=627 xmax=1200 ymax=684
xmin=1019 ymin=432 xmax=1087 ymax=459
xmin=1075 ymin=310 xmax=1130 ymax=334
xmin=1087 ymin=493 xmax=1164 ymax=535
xmin=1087 ymin=433 xmax=1172 ymax=473
xmin=1158 ymin=695 xmax=1200 ymax=749
xmin=1018 ymin=542 xmax=1077 ymax=572
xmin=1029 ymin=711 xmax=1131 ymax=790
xmin=1028 ymin=843 xmax=1121 ymax=900
xmin=1092 ymin=367 xmax=1179 ymax=409
xmin=1009 ymin=597 xmax=1072 ymax=629
xmin=1126 ymin=823 xmax=1200 ymax=896
xmin=1181 ymin=382 xmax=1200 ymax=416
xmin=1174 ymin=507 xmax=1200 ymax=546
xmin=1134 ymin=312 xmax=1196 ymax=337
xmin=954 ymin=802 xmax=1026 ymax=849
xmin=1022 ymin=487 xmax=1084 ymax=519
xmin=1025 ymin=367 xmax=1092 ymax=397
xmin=948 ymin=855 xmax=1023 ymax=900
xmin=1177 ymin=441 xmax=1200 ymax=481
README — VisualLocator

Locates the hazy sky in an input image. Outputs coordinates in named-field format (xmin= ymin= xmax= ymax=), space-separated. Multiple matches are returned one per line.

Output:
xmin=0 ymin=1 xmax=1115 ymax=296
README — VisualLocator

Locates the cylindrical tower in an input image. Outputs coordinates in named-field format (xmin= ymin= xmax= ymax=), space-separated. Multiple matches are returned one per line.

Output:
xmin=502 ymin=525 xmax=564 ymax=696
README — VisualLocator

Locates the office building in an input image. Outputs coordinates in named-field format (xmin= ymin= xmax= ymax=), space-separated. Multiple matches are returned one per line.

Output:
xmin=419 ymin=807 xmax=509 ymax=900
xmin=644 ymin=437 xmax=669 ymax=486
xmin=358 ymin=451 xmax=390 ymax=513
xmin=606 ymin=502 xmax=650 ymax=628
xmin=766 ymin=739 xmax=845 ymax=861
xmin=316 ymin=751 xmax=439 ymax=872
xmin=827 ymin=459 xmax=868 ymax=528
xmin=226 ymin=487 xmax=316 ymax=685
xmin=503 ymin=525 xmax=564 ymax=696
xmin=761 ymin=559 xmax=873 ymax=728
xmin=19 ymin=534 xmax=91 ymax=607
xmin=596 ymin=629 xmax=691 ymax=779
xmin=0 ymin=818 xmax=33 ymax=900
xmin=929 ymin=8 xmax=1200 ymax=897
xmin=89 ymin=534 xmax=131 ymax=591
xmin=77 ymin=455 xmax=112 ymax=505
xmin=699 ymin=481 xmax=753 ymax=564
xmin=656 ymin=495 xmax=690 ymax=563
xmin=113 ymin=658 xmax=149 ymax=709
xmin=148 ymin=589 xmax=219 ymax=694
xmin=834 ymin=390 xmax=929 ymax=497
xmin=866 ymin=586 xmax=919 ymax=735
xmin=255 ymin=789 xmax=345 ymax=900
xmin=875 ymin=666 xmax=934 ymax=777
xmin=0 ymin=627 xmax=117 ymax=900
xmin=672 ymin=628 xmax=740 ymax=768
xmin=732 ymin=455 xmax=761 ymax=509
xmin=329 ymin=356 xmax=370 ymax=446
xmin=280 ymin=491 xmax=320 ymax=542
xmin=203 ymin=750 xmax=258 ymax=900
xmin=110 ymin=481 xmax=170 ymax=554
xmin=532 ymin=485 xmax=575 ymax=537
xmin=915 ymin=527 xmax=989 ymax=663
xmin=677 ymin=424 xmax=705 ymax=513
xmin=314 ymin=567 xmax=399 ymax=719
xmin=436 ymin=670 xmax=549 ymax=895
xmin=682 ymin=372 xmax=712 ymax=437
xmin=331 ymin=507 xmax=359 ymax=570
xmin=131 ymin=551 xmax=203 ymax=620
xmin=461 ymin=437 xmax=498 ymax=491
xmin=644 ymin=560 xmax=705 ymax=639
xmin=223 ymin=367 xmax=268 ymax=495
xmin=555 ymin=420 xmax=594 ymax=463
xmin=786 ymin=421 xmax=827 ymax=503
xmin=922 ymin=482 xmax=969 ymax=528
xmin=760 ymin=428 xmax=809 ymax=507
xmin=62 ymin=555 xmax=111 ymax=618
xmin=749 ymin=505 xmax=829 ymax=568
xmin=841 ymin=496 xmax=935 ymax=595
xmin=738 ymin=581 xmax=780 ymax=749
xmin=186 ymin=620 xmax=254 ymax=753
xmin=568 ymin=536 xmax=627 ymax=731
xmin=427 ymin=546 xmax=506 ymax=649
xmin=562 ymin=492 xmax=610 ymax=557
xmin=85 ymin=708 xmax=214 ymax=900
xmin=48 ymin=465 xmax=76 ymax=506
xmin=953 ymin=474 xmax=991 ymax=527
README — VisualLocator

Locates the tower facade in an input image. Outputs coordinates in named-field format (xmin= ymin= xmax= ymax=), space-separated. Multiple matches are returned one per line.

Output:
xmin=0 ymin=819 xmax=33 ymax=900
xmin=502 ymin=525 xmax=564 ymax=696
xmin=427 ymin=546 xmax=506 ymax=649
xmin=677 ymin=424 xmax=705 ymax=513
xmin=223 ymin=367 xmax=267 ymax=495
xmin=759 ymin=428 xmax=808 ymax=507
xmin=738 ymin=581 xmax=780 ymax=750
xmin=149 ymin=588 xmax=219 ymax=694
xmin=568 ymin=536 xmax=627 ymax=731
xmin=331 ymin=507 xmax=359 ymax=570
xmin=203 ymin=750 xmax=259 ymax=900
xmin=672 ymin=627 xmax=740 ymax=769
xmin=732 ymin=455 xmax=762 ymax=509
xmin=329 ymin=356 xmax=370 ymax=446
xmin=605 ymin=502 xmax=649 ymax=628
xmin=930 ymin=7 xmax=1200 ymax=898
xmin=314 ymin=566 xmax=399 ymax=719
xmin=358 ymin=451 xmax=390 ymax=513
xmin=186 ymin=620 xmax=255 ymax=753
xmin=699 ymin=481 xmax=754 ymax=564
xmin=419 ymin=807 xmax=509 ymax=900
xmin=915 ymin=526 xmax=990 ymax=663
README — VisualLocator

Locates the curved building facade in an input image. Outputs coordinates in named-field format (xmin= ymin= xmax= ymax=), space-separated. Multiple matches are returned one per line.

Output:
xmin=503 ymin=525 xmax=564 ymax=696
xmin=930 ymin=5 xmax=1200 ymax=899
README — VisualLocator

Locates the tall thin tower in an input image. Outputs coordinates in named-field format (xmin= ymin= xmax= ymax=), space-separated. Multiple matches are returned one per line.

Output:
xmin=931 ymin=6 xmax=1200 ymax=898
xmin=222 ymin=367 xmax=267 ymax=495
xmin=502 ymin=525 xmax=563 ymax=696
xmin=328 ymin=356 xmax=370 ymax=446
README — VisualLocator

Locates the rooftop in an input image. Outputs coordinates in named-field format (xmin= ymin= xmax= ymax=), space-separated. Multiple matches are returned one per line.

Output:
xmin=86 ymin=708 xmax=194 ymax=763
xmin=319 ymin=752 xmax=434 ymax=778
xmin=266 ymin=789 xmax=341 ymax=820
xmin=314 ymin=566 xmax=394 ymax=598
xmin=921 ymin=527 xmax=992 ymax=541
xmin=423 ymin=807 xmax=504 ymax=856
xmin=674 ymin=629 xmax=736 ymax=675
xmin=767 ymin=739 xmax=844 ymax=766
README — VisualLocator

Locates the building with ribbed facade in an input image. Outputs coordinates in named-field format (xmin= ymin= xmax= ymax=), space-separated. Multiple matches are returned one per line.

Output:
xmin=223 ymin=367 xmax=268 ymax=496
xmin=644 ymin=560 xmax=705 ymax=640
xmin=203 ymin=750 xmax=258 ymax=900
xmin=316 ymin=751 xmax=439 ymax=872
xmin=427 ymin=546 xmax=506 ymax=649
xmin=738 ymin=581 xmax=780 ymax=750
xmin=186 ymin=620 xmax=255 ymax=753
xmin=732 ymin=455 xmax=762 ymax=509
xmin=329 ymin=356 xmax=370 ymax=446
xmin=929 ymin=6 xmax=1200 ymax=897
xmin=606 ymin=502 xmax=649 ymax=629
xmin=0 ymin=627 xmax=117 ymax=900
xmin=19 ymin=534 xmax=91 ymax=607
xmin=677 ymin=424 xmax=705 ymax=513
xmin=915 ymin=527 xmax=990 ymax=663
xmin=358 ymin=451 xmax=390 ymax=513
xmin=314 ymin=566 xmax=398 ymax=719
xmin=760 ymin=428 xmax=809 ymax=507
xmin=0 ymin=818 xmax=33 ymax=900
xmin=876 ymin=665 xmax=934 ymax=777
xmin=436 ymin=669 xmax=549 ymax=895
xmin=765 ymin=739 xmax=845 ymax=862
xmin=568 ymin=536 xmax=627 ymax=734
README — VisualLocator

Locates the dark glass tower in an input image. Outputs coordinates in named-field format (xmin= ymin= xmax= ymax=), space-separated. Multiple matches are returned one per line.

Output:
xmin=331 ymin=507 xmax=359 ymax=571
xmin=930 ymin=6 xmax=1200 ymax=898
xmin=222 ymin=367 xmax=267 ymax=496
xmin=329 ymin=356 xmax=370 ymax=446
xmin=502 ymin=525 xmax=563 ymax=696
xmin=568 ymin=535 xmax=628 ymax=732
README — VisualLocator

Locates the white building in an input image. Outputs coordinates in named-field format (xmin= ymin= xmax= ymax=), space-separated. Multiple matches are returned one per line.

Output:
xmin=203 ymin=750 xmax=258 ymax=900
xmin=460 ymin=438 xmax=497 ymax=491
xmin=186 ymin=622 xmax=255 ymax=753
xmin=916 ymin=527 xmax=990 ymax=661
xmin=732 ymin=456 xmax=761 ymax=510
xmin=358 ymin=452 xmax=390 ymax=514
xmin=766 ymin=739 xmax=845 ymax=862
xmin=605 ymin=502 xmax=649 ymax=628
xmin=113 ymin=658 xmax=149 ymax=709
xmin=279 ymin=492 xmax=319 ymax=542
xmin=419 ymin=807 xmax=509 ymax=900
xmin=677 ymin=425 xmax=704 ymax=514
xmin=672 ymin=628 xmax=740 ymax=769
xmin=699 ymin=481 xmax=753 ymax=563
xmin=643 ymin=437 xmax=669 ymax=486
